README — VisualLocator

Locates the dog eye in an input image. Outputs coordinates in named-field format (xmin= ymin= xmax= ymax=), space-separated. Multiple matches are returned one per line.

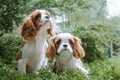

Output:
xmin=69 ymin=40 xmax=72 ymax=44
xmin=69 ymin=40 xmax=74 ymax=47
xmin=36 ymin=14 xmax=41 ymax=18
xmin=56 ymin=40 xmax=61 ymax=45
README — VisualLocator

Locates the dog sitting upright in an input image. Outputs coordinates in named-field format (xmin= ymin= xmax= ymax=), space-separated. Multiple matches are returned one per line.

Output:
xmin=46 ymin=33 xmax=88 ymax=74
xmin=16 ymin=9 xmax=57 ymax=73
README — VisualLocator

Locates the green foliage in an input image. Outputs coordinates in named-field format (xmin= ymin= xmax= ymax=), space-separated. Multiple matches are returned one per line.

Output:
xmin=0 ymin=65 xmax=88 ymax=80
xmin=0 ymin=0 xmax=28 ymax=32
xmin=0 ymin=58 xmax=120 ymax=80
xmin=0 ymin=36 xmax=22 ymax=64
xmin=0 ymin=36 xmax=87 ymax=80
xmin=0 ymin=30 xmax=119 ymax=80
xmin=62 ymin=23 xmax=118 ymax=62
xmin=0 ymin=0 xmax=89 ymax=33
xmin=89 ymin=60 xmax=120 ymax=80
xmin=0 ymin=0 xmax=120 ymax=79
xmin=32 ymin=0 xmax=89 ymax=12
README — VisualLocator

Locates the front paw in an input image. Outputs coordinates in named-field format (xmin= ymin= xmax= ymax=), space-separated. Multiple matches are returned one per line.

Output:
xmin=34 ymin=71 xmax=39 ymax=75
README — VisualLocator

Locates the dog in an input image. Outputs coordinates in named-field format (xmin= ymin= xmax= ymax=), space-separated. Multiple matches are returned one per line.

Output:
xmin=16 ymin=9 xmax=57 ymax=73
xmin=46 ymin=33 xmax=88 ymax=74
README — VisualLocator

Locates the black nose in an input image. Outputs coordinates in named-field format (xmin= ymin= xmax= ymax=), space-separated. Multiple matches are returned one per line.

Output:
xmin=63 ymin=44 xmax=67 ymax=48
xmin=45 ymin=16 xmax=49 ymax=19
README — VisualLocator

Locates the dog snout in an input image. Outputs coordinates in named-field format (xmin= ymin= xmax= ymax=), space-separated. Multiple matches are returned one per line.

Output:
xmin=45 ymin=16 xmax=49 ymax=19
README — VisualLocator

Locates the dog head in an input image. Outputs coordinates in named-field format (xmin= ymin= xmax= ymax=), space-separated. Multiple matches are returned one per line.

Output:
xmin=46 ymin=33 xmax=85 ymax=58
xmin=20 ymin=9 xmax=56 ymax=40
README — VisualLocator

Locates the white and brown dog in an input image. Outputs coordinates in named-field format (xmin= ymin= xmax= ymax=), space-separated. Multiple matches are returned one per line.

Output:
xmin=46 ymin=33 xmax=88 ymax=74
xmin=16 ymin=9 xmax=57 ymax=73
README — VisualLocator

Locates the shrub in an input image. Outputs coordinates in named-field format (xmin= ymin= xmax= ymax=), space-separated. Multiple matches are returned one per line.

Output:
xmin=63 ymin=23 xmax=118 ymax=62
xmin=0 ymin=36 xmax=22 ymax=64
xmin=0 ymin=33 xmax=119 ymax=80
xmin=0 ymin=63 xmax=88 ymax=80
xmin=0 ymin=0 xmax=29 ymax=32
xmin=89 ymin=60 xmax=120 ymax=80
xmin=71 ymin=25 xmax=107 ymax=62
xmin=0 ymin=58 xmax=120 ymax=80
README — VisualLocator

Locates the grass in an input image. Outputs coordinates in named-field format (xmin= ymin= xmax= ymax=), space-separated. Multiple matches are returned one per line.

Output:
xmin=0 ymin=63 xmax=87 ymax=80
xmin=110 ymin=55 xmax=120 ymax=70
xmin=0 ymin=56 xmax=120 ymax=80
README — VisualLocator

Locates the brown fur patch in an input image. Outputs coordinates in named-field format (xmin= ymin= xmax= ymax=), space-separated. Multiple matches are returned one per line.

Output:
xmin=21 ymin=18 xmax=37 ymax=40
xmin=45 ymin=11 xmax=50 ymax=16
xmin=47 ymin=28 xmax=55 ymax=37
xmin=16 ymin=41 xmax=26 ymax=61
xmin=70 ymin=37 xmax=85 ymax=58
xmin=46 ymin=37 xmax=61 ymax=58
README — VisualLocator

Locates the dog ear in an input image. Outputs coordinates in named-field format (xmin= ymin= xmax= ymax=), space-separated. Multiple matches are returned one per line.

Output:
xmin=46 ymin=37 xmax=56 ymax=58
xmin=47 ymin=28 xmax=56 ymax=37
xmin=47 ymin=18 xmax=56 ymax=37
xmin=21 ymin=17 xmax=37 ymax=40
xmin=73 ymin=37 xmax=85 ymax=58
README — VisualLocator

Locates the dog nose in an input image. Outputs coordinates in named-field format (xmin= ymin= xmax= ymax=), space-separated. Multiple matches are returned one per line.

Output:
xmin=45 ymin=16 xmax=49 ymax=19
xmin=63 ymin=44 xmax=67 ymax=48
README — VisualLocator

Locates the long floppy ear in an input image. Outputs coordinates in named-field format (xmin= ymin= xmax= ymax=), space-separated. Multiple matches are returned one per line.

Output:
xmin=46 ymin=38 xmax=56 ymax=58
xmin=73 ymin=37 xmax=85 ymax=58
xmin=21 ymin=17 xmax=37 ymax=40
xmin=47 ymin=28 xmax=56 ymax=37
xmin=47 ymin=18 xmax=56 ymax=37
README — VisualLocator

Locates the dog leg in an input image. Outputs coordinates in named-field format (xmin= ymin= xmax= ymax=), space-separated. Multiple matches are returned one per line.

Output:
xmin=79 ymin=67 xmax=89 ymax=74
xmin=42 ymin=58 xmax=48 ymax=68
xmin=18 ymin=59 xmax=26 ymax=73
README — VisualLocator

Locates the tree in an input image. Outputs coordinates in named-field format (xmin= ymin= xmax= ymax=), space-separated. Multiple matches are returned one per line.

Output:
xmin=0 ymin=0 xmax=88 ymax=33
xmin=0 ymin=0 xmax=28 ymax=32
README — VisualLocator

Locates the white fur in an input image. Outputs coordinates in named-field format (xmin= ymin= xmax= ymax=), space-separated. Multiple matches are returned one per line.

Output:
xmin=57 ymin=33 xmax=73 ymax=54
xmin=54 ymin=33 xmax=88 ymax=74
xmin=18 ymin=10 xmax=54 ymax=73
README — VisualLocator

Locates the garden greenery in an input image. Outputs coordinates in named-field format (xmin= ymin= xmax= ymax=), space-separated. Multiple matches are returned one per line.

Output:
xmin=0 ymin=0 xmax=120 ymax=79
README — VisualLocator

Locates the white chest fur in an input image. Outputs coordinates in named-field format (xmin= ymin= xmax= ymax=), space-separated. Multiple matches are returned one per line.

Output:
xmin=19 ymin=31 xmax=48 ymax=72
xmin=55 ymin=50 xmax=72 ymax=69
xmin=54 ymin=51 xmax=89 ymax=74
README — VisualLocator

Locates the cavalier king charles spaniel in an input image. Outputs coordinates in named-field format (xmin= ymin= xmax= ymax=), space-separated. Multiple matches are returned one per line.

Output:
xmin=46 ymin=33 xmax=88 ymax=74
xmin=16 ymin=9 xmax=57 ymax=73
